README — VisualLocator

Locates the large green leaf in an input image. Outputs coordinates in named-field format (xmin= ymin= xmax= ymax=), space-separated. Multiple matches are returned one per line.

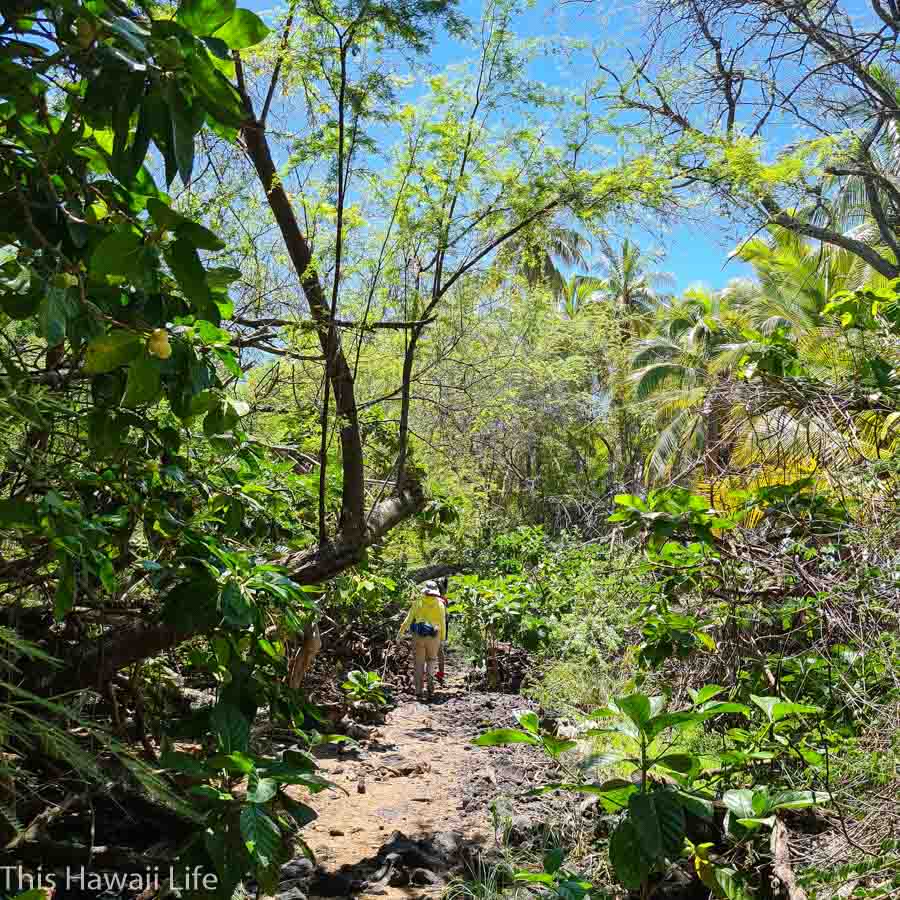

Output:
xmin=176 ymin=0 xmax=236 ymax=36
xmin=148 ymin=198 xmax=224 ymax=250
xmin=771 ymin=790 xmax=829 ymax=810
xmin=91 ymin=229 xmax=145 ymax=279
xmin=652 ymin=753 xmax=695 ymax=774
xmin=723 ymin=789 xmax=756 ymax=819
xmin=188 ymin=49 xmax=246 ymax=126
xmin=239 ymin=804 xmax=281 ymax=868
xmin=615 ymin=693 xmax=652 ymax=730
xmin=750 ymin=695 xmax=821 ymax=722
xmin=714 ymin=867 xmax=755 ymax=900
xmin=628 ymin=792 xmax=663 ymax=860
xmin=165 ymin=237 xmax=211 ymax=310
xmin=544 ymin=848 xmax=564 ymax=874
xmin=212 ymin=9 xmax=271 ymax=48
xmin=541 ymin=735 xmax=577 ymax=757
xmin=210 ymin=703 xmax=250 ymax=754
xmin=170 ymin=89 xmax=200 ymax=186
xmin=280 ymin=794 xmax=318 ymax=828
xmin=514 ymin=709 xmax=539 ymax=733
xmin=247 ymin=774 xmax=277 ymax=804
xmin=472 ymin=728 xmax=540 ymax=747
xmin=609 ymin=818 xmax=653 ymax=890
xmin=84 ymin=330 xmax=143 ymax=374
xmin=39 ymin=287 xmax=77 ymax=346
xmin=654 ymin=790 xmax=687 ymax=857
xmin=122 ymin=353 xmax=162 ymax=406
xmin=54 ymin=558 xmax=76 ymax=620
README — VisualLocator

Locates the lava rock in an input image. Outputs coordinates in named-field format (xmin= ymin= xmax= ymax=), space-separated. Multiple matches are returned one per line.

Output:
xmin=278 ymin=888 xmax=307 ymax=900
xmin=280 ymin=858 xmax=314 ymax=881
xmin=412 ymin=868 xmax=442 ymax=886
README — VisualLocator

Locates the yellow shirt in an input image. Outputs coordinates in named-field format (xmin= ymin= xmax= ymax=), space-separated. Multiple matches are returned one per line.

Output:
xmin=399 ymin=594 xmax=446 ymax=642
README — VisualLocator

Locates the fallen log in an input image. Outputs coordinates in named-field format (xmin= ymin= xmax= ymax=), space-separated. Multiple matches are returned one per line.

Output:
xmin=24 ymin=485 xmax=425 ymax=697
xmin=770 ymin=818 xmax=808 ymax=900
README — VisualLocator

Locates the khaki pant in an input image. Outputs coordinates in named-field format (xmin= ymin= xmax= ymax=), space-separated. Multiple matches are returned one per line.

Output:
xmin=413 ymin=636 xmax=440 ymax=696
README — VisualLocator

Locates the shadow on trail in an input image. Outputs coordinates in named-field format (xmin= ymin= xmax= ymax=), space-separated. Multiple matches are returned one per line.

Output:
xmin=308 ymin=828 xmax=491 ymax=897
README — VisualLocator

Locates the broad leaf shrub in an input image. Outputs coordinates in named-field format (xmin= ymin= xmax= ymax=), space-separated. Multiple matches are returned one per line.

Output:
xmin=472 ymin=484 xmax=899 ymax=896
xmin=0 ymin=0 xmax=339 ymax=892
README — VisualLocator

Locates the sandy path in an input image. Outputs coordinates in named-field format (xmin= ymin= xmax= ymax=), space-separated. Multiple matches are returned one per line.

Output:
xmin=284 ymin=669 xmax=542 ymax=900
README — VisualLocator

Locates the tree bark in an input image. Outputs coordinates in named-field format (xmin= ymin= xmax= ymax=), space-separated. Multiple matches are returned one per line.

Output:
xmin=240 ymin=106 xmax=366 ymax=541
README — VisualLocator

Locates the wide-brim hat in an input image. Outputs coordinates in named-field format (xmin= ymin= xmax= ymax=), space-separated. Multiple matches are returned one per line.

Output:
xmin=422 ymin=580 xmax=441 ymax=595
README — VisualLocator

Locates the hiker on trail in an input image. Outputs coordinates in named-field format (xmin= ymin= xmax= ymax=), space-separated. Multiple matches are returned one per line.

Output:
xmin=398 ymin=581 xmax=446 ymax=700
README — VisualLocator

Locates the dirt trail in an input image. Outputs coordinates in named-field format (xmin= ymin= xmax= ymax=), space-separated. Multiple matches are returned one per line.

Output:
xmin=281 ymin=665 xmax=552 ymax=900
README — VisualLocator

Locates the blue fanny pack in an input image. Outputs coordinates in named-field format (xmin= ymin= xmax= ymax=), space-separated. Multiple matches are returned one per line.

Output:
xmin=410 ymin=621 xmax=438 ymax=637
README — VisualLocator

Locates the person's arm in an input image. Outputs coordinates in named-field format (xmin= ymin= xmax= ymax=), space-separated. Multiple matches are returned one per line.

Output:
xmin=437 ymin=599 xmax=446 ymax=643
xmin=398 ymin=601 xmax=415 ymax=639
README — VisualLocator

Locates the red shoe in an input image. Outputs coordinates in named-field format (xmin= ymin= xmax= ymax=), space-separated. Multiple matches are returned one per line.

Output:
xmin=435 ymin=671 xmax=445 ymax=682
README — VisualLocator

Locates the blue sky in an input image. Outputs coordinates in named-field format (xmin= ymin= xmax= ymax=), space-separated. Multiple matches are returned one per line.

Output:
xmin=247 ymin=0 xmax=754 ymax=293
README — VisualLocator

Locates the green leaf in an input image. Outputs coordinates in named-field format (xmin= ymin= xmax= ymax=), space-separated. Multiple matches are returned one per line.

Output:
xmin=676 ymin=790 xmax=714 ymax=820
xmin=209 ymin=751 xmax=255 ymax=775
xmin=239 ymin=804 xmax=281 ymax=868
xmin=654 ymin=790 xmax=687 ymax=857
xmin=122 ymin=353 xmax=162 ymax=406
xmin=212 ymin=9 xmax=271 ymax=48
xmin=258 ymin=637 xmax=281 ymax=660
xmin=280 ymin=794 xmax=318 ymax=828
xmin=54 ymin=559 xmax=75 ymax=620
xmin=171 ymin=96 xmax=198 ymax=186
xmin=165 ymin=237 xmax=215 ymax=318
xmin=160 ymin=750 xmax=214 ymax=777
xmin=188 ymin=49 xmax=246 ymax=126
xmin=750 ymin=695 xmax=821 ymax=722
xmin=652 ymin=753 xmax=695 ymax=774
xmin=473 ymin=728 xmax=540 ymax=747
xmin=207 ymin=266 xmax=242 ymax=288
xmin=629 ymin=792 xmax=663 ymax=860
xmin=177 ymin=0 xmax=236 ymax=36
xmin=91 ymin=229 xmax=145 ymax=279
xmin=615 ymin=693 xmax=652 ymax=730
xmin=210 ymin=703 xmax=250 ymax=754
xmin=515 ymin=873 xmax=557 ymax=886
xmin=247 ymin=775 xmax=278 ymax=804
xmin=722 ymin=789 xmax=756 ymax=819
xmin=609 ymin=818 xmax=653 ymax=889
xmin=691 ymin=684 xmax=724 ymax=705
xmin=557 ymin=879 xmax=593 ymax=900
xmin=541 ymin=735 xmax=577 ymax=757
xmin=39 ymin=286 xmax=76 ymax=346
xmin=222 ymin=579 xmax=253 ymax=627
xmin=544 ymin=848 xmax=564 ymax=874
xmin=87 ymin=409 xmax=131 ymax=454
xmin=515 ymin=709 xmax=539 ymax=733
xmin=697 ymin=701 xmax=750 ymax=716
xmin=84 ymin=330 xmax=143 ymax=374
xmin=714 ymin=867 xmax=755 ymax=900
xmin=644 ymin=711 xmax=704 ymax=739
xmin=771 ymin=790 xmax=829 ymax=810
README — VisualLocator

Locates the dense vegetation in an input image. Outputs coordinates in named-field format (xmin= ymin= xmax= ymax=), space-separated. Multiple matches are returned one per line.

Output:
xmin=0 ymin=0 xmax=897 ymax=897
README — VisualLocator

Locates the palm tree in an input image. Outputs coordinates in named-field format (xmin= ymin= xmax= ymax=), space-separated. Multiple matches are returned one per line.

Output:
xmin=512 ymin=220 xmax=592 ymax=300
xmin=556 ymin=273 xmax=607 ymax=319
xmin=630 ymin=288 xmax=752 ymax=482
xmin=593 ymin=237 xmax=675 ymax=330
